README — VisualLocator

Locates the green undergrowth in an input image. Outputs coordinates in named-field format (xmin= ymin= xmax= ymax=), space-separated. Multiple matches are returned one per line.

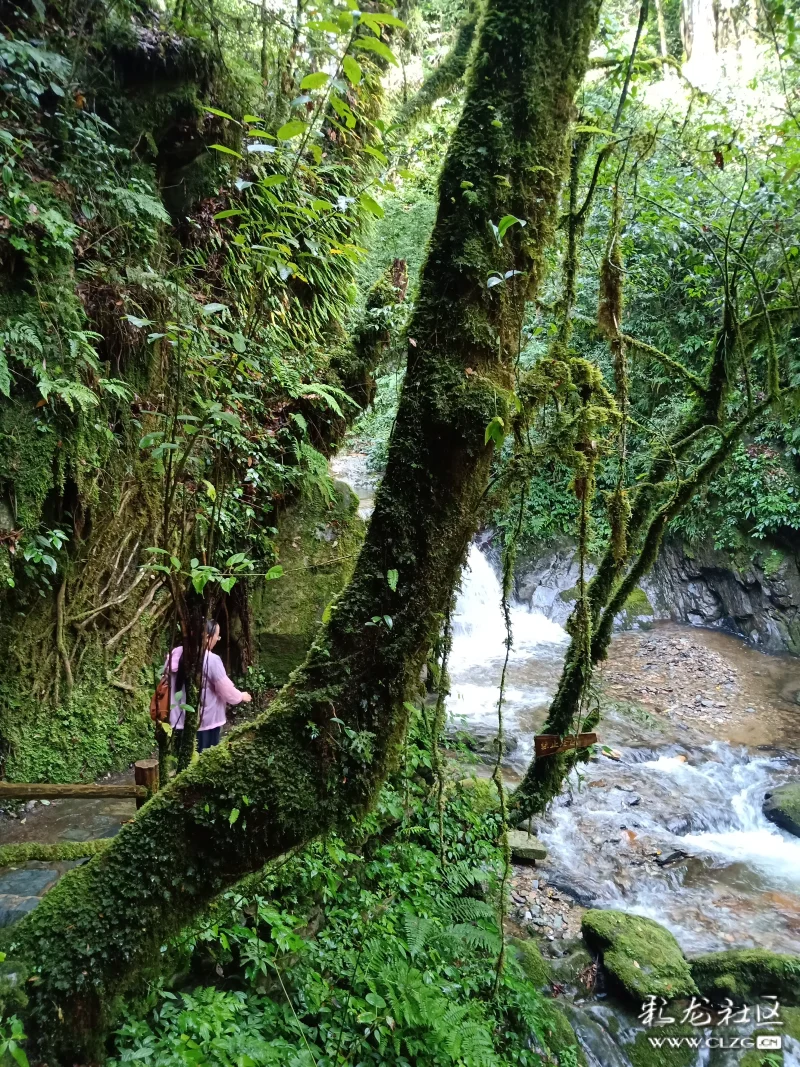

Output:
xmin=99 ymin=721 xmax=578 ymax=1067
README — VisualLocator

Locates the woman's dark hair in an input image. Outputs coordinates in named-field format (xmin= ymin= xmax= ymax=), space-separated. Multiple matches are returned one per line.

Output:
xmin=174 ymin=651 xmax=186 ymax=693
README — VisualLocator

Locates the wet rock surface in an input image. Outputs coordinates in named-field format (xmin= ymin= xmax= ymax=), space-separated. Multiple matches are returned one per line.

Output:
xmin=647 ymin=537 xmax=800 ymax=655
xmin=763 ymin=782 xmax=800 ymax=838
xmin=507 ymin=866 xmax=585 ymax=944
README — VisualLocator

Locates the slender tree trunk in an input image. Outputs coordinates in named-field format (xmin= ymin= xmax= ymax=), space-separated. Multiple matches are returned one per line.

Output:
xmin=5 ymin=0 xmax=601 ymax=1059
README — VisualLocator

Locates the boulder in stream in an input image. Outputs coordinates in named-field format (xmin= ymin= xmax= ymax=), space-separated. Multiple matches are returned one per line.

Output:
xmin=581 ymin=909 xmax=698 ymax=1001
xmin=763 ymin=783 xmax=800 ymax=838
xmin=691 ymin=948 xmax=800 ymax=1004
xmin=508 ymin=829 xmax=547 ymax=863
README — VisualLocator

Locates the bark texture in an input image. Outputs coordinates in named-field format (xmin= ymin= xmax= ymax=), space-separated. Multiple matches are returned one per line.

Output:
xmin=4 ymin=0 xmax=601 ymax=1059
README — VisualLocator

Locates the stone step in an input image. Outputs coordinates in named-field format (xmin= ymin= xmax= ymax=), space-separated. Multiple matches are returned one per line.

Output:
xmin=0 ymin=894 xmax=41 ymax=927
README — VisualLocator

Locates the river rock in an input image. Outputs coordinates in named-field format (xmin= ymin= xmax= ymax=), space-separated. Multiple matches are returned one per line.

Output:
xmin=510 ymin=937 xmax=552 ymax=987
xmin=581 ymin=909 xmax=698 ymax=1001
xmin=763 ymin=784 xmax=800 ymax=838
xmin=508 ymin=830 xmax=547 ymax=863
xmin=691 ymin=948 xmax=800 ymax=1005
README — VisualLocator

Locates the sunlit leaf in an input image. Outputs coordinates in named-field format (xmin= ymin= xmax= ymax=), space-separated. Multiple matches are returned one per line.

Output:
xmin=300 ymin=71 xmax=329 ymax=90
xmin=343 ymin=55 xmax=362 ymax=85
xmin=359 ymin=192 xmax=384 ymax=218
xmin=209 ymin=144 xmax=243 ymax=159
xmin=277 ymin=120 xmax=307 ymax=141
xmin=353 ymin=37 xmax=399 ymax=66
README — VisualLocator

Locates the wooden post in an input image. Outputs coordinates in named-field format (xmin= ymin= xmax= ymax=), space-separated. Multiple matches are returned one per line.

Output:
xmin=133 ymin=759 xmax=159 ymax=809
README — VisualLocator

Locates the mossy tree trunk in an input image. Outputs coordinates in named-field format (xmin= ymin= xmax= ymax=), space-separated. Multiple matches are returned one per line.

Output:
xmin=6 ymin=0 xmax=601 ymax=1058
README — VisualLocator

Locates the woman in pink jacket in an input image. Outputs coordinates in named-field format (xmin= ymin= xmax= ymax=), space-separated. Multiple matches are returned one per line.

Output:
xmin=164 ymin=620 xmax=251 ymax=753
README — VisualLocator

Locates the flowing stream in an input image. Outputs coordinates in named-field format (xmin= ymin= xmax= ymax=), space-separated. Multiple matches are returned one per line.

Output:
xmin=448 ymin=543 xmax=800 ymax=1065
xmin=328 ymin=448 xmax=800 ymax=1060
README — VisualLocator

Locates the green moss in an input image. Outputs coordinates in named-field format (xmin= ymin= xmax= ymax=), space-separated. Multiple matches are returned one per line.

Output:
xmin=456 ymin=776 xmax=501 ymax=814
xmin=0 ymin=649 xmax=153 ymax=784
xmin=617 ymin=587 xmax=654 ymax=628
xmin=581 ymin=910 xmax=697 ymax=1001
xmin=0 ymin=840 xmax=110 ymax=866
xmin=625 ymin=1027 xmax=698 ymax=1067
xmin=541 ymin=1003 xmax=585 ymax=1066
xmin=691 ymin=948 xmax=800 ymax=1005
xmin=250 ymin=481 xmax=365 ymax=682
xmin=761 ymin=548 xmax=785 ymax=578
xmin=560 ymin=584 xmax=579 ymax=602
xmin=763 ymin=784 xmax=800 ymax=838
xmin=510 ymin=936 xmax=552 ymax=987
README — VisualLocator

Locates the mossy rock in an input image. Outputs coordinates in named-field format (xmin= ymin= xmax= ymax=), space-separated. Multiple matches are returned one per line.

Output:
xmin=763 ymin=784 xmax=800 ymax=839
xmin=624 ymin=1027 xmax=699 ymax=1067
xmin=581 ymin=910 xmax=697 ymax=1001
xmin=550 ymin=946 xmax=594 ymax=988
xmin=691 ymin=948 xmax=800 ymax=1005
xmin=251 ymin=481 xmax=365 ymax=682
xmin=540 ymin=1003 xmax=586 ymax=1066
xmin=455 ymin=776 xmax=501 ymax=814
xmin=617 ymin=587 xmax=654 ymax=628
xmin=739 ymin=1004 xmax=800 ymax=1065
xmin=510 ymin=936 xmax=552 ymax=988
xmin=508 ymin=829 xmax=547 ymax=862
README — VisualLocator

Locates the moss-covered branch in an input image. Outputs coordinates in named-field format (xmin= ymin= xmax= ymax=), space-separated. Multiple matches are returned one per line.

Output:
xmin=5 ymin=0 xmax=601 ymax=1059
xmin=397 ymin=5 xmax=479 ymax=127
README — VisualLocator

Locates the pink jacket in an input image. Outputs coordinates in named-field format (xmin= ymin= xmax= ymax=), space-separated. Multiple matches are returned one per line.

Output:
xmin=164 ymin=646 xmax=244 ymax=731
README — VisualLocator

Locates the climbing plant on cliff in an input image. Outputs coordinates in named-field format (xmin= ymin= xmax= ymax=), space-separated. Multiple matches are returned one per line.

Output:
xmin=3 ymin=0 xmax=602 ymax=1056
xmin=0 ymin=0 xmax=475 ymax=781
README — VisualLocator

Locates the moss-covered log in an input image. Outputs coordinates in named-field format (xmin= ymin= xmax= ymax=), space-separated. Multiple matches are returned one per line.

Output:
xmin=5 ymin=0 xmax=601 ymax=1059
xmin=0 ymin=841 xmax=111 ymax=867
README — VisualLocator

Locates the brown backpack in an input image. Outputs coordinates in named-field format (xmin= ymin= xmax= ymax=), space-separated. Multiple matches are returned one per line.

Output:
xmin=150 ymin=677 xmax=170 ymax=723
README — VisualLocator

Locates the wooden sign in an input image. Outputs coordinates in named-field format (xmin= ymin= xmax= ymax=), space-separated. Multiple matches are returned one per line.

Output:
xmin=534 ymin=732 xmax=597 ymax=759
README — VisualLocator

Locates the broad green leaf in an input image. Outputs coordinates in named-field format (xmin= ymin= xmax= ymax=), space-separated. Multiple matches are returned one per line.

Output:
xmin=366 ymin=12 xmax=407 ymax=27
xmin=309 ymin=144 xmax=323 ymax=164
xmin=497 ymin=214 xmax=526 ymax=240
xmin=232 ymin=332 xmax=247 ymax=353
xmin=343 ymin=55 xmax=362 ymax=84
xmin=307 ymin=19 xmax=341 ymax=32
xmin=573 ymin=124 xmax=613 ymax=135
xmin=261 ymin=174 xmax=289 ymax=188
xmin=397 ymin=167 xmax=415 ymax=179
xmin=213 ymin=208 xmax=245 ymax=220
xmin=126 ymin=315 xmax=152 ymax=328
xmin=277 ymin=120 xmax=307 ymax=141
xmin=387 ymin=568 xmax=398 ymax=591
xmin=202 ymin=302 xmax=227 ymax=314
xmin=301 ymin=71 xmax=329 ymax=90
xmin=243 ymin=114 xmax=263 ymax=124
xmin=229 ymin=808 xmax=240 ymax=825
xmin=353 ymin=37 xmax=399 ymax=66
xmin=363 ymin=144 xmax=388 ymax=165
xmin=359 ymin=192 xmax=384 ymax=218
xmin=205 ymin=106 xmax=237 ymax=122
xmin=209 ymin=144 xmax=243 ymax=159
xmin=487 ymin=274 xmax=504 ymax=288
xmin=266 ymin=564 xmax=283 ymax=580
xmin=484 ymin=415 xmax=506 ymax=447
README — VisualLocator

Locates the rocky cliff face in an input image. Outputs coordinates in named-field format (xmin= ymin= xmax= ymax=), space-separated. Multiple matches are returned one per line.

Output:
xmin=514 ymin=537 xmax=800 ymax=656
xmin=645 ymin=540 xmax=800 ymax=655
